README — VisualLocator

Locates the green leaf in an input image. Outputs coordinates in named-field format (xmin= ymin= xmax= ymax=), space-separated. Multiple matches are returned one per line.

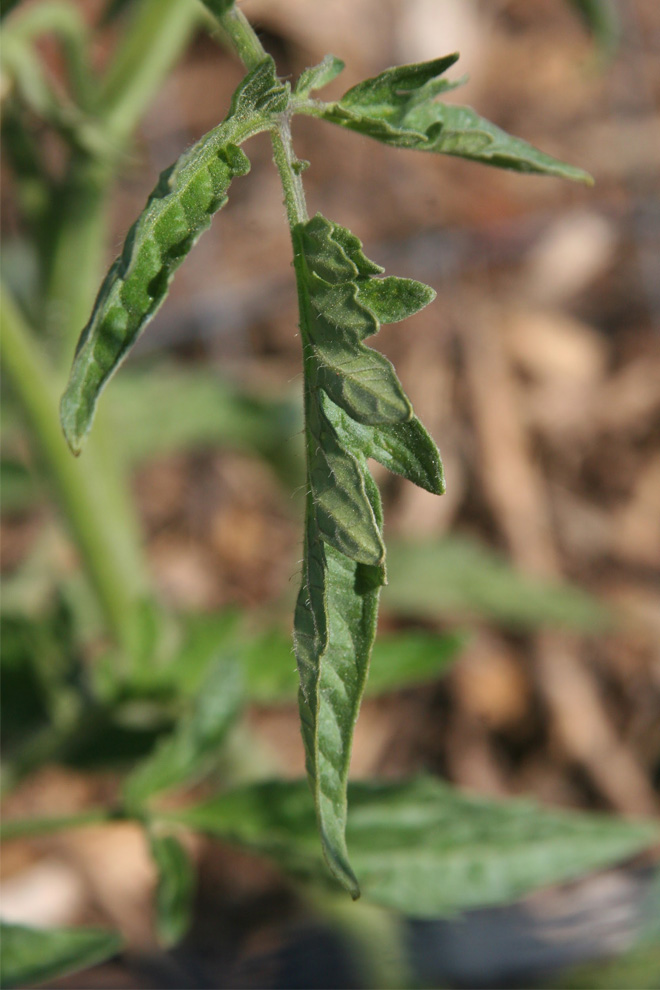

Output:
xmin=325 ymin=397 xmax=445 ymax=495
xmin=291 ymin=213 xmax=440 ymax=896
xmin=384 ymin=536 xmax=611 ymax=631
xmin=60 ymin=57 xmax=288 ymax=454
xmin=149 ymin=832 xmax=195 ymax=948
xmin=242 ymin=627 xmax=464 ymax=703
xmin=167 ymin=777 xmax=659 ymax=919
xmin=123 ymin=653 xmax=243 ymax=807
xmin=109 ymin=366 xmax=304 ymax=483
xmin=317 ymin=56 xmax=593 ymax=183
xmin=295 ymin=54 xmax=345 ymax=97
xmin=0 ymin=922 xmax=122 ymax=989
xmin=356 ymin=276 xmax=435 ymax=326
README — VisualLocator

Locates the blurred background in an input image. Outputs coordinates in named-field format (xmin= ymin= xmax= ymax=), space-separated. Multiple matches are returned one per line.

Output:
xmin=1 ymin=0 xmax=659 ymax=986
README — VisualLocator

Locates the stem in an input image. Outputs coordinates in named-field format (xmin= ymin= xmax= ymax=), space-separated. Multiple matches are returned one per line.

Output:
xmin=0 ymin=287 xmax=145 ymax=658
xmin=270 ymin=123 xmax=309 ymax=228
xmin=210 ymin=2 xmax=309 ymax=227
xmin=100 ymin=0 xmax=201 ymax=144
xmin=214 ymin=3 xmax=267 ymax=71
xmin=1 ymin=807 xmax=124 ymax=842
xmin=42 ymin=155 xmax=111 ymax=359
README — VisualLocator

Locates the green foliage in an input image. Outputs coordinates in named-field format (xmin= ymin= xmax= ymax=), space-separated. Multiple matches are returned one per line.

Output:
xmin=5 ymin=0 xmax=647 ymax=952
xmin=123 ymin=654 xmax=242 ymax=807
xmin=169 ymin=777 xmax=659 ymax=917
xmin=0 ymin=922 xmax=122 ymax=989
xmin=60 ymin=56 xmax=288 ymax=454
xmin=291 ymin=213 xmax=440 ymax=894
xmin=385 ymin=536 xmax=611 ymax=631
xmin=149 ymin=832 xmax=196 ymax=947
xmin=243 ymin=626 xmax=465 ymax=703
xmin=313 ymin=57 xmax=593 ymax=183
xmin=295 ymin=53 xmax=345 ymax=98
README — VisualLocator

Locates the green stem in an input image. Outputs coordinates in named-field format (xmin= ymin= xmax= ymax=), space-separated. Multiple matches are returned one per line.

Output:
xmin=270 ymin=123 xmax=309 ymax=228
xmin=213 ymin=2 xmax=267 ymax=71
xmin=209 ymin=2 xmax=309 ymax=226
xmin=100 ymin=0 xmax=201 ymax=144
xmin=1 ymin=807 xmax=124 ymax=842
xmin=43 ymin=155 xmax=111 ymax=359
xmin=1 ymin=287 xmax=145 ymax=658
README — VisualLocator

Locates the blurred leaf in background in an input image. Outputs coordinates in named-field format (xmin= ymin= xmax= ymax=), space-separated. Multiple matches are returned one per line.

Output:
xmin=0 ymin=923 xmax=123 ymax=989
xmin=171 ymin=777 xmax=658 ymax=918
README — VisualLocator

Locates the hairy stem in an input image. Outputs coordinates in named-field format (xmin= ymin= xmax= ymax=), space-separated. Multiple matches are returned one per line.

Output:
xmin=213 ymin=2 xmax=267 ymax=72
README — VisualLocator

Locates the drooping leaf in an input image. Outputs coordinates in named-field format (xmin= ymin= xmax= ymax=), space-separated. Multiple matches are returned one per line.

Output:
xmin=315 ymin=56 xmax=593 ymax=183
xmin=60 ymin=57 xmax=288 ymax=454
xmin=167 ymin=777 xmax=659 ymax=919
xmin=149 ymin=832 xmax=196 ymax=948
xmin=384 ymin=537 xmax=611 ymax=632
xmin=0 ymin=923 xmax=122 ymax=989
xmin=291 ymin=213 xmax=440 ymax=896
xmin=295 ymin=54 xmax=345 ymax=97
xmin=123 ymin=654 xmax=243 ymax=807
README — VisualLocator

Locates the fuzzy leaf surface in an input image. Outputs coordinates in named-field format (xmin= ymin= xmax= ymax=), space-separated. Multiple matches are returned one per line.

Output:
xmin=149 ymin=833 xmax=195 ymax=948
xmin=292 ymin=213 xmax=439 ymax=896
xmin=169 ymin=777 xmax=659 ymax=918
xmin=296 ymin=54 xmax=345 ymax=97
xmin=60 ymin=57 xmax=288 ymax=453
xmin=317 ymin=56 xmax=592 ymax=183
xmin=0 ymin=923 xmax=122 ymax=989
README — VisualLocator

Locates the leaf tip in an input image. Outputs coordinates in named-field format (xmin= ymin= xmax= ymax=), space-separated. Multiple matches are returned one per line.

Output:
xmin=59 ymin=393 xmax=85 ymax=457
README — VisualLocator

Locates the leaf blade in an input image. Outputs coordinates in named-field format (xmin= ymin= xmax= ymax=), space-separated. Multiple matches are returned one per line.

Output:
xmin=317 ymin=56 xmax=593 ymax=184
xmin=0 ymin=923 xmax=122 ymax=989
xmin=149 ymin=833 xmax=195 ymax=948
xmin=292 ymin=213 xmax=443 ymax=896
xmin=168 ymin=778 xmax=659 ymax=918
xmin=60 ymin=57 xmax=288 ymax=454
xmin=123 ymin=654 xmax=242 ymax=807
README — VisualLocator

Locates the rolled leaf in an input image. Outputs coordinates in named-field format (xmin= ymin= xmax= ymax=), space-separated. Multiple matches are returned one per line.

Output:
xmin=60 ymin=57 xmax=288 ymax=453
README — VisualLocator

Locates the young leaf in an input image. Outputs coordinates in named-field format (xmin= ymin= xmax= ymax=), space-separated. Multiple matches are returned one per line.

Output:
xmin=149 ymin=832 xmax=195 ymax=948
xmin=60 ymin=56 xmax=288 ymax=454
xmin=291 ymin=213 xmax=440 ymax=897
xmin=315 ymin=56 xmax=593 ymax=183
xmin=0 ymin=923 xmax=122 ymax=989
xmin=123 ymin=654 xmax=243 ymax=807
xmin=167 ymin=777 xmax=659 ymax=919
xmin=295 ymin=54 xmax=345 ymax=98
